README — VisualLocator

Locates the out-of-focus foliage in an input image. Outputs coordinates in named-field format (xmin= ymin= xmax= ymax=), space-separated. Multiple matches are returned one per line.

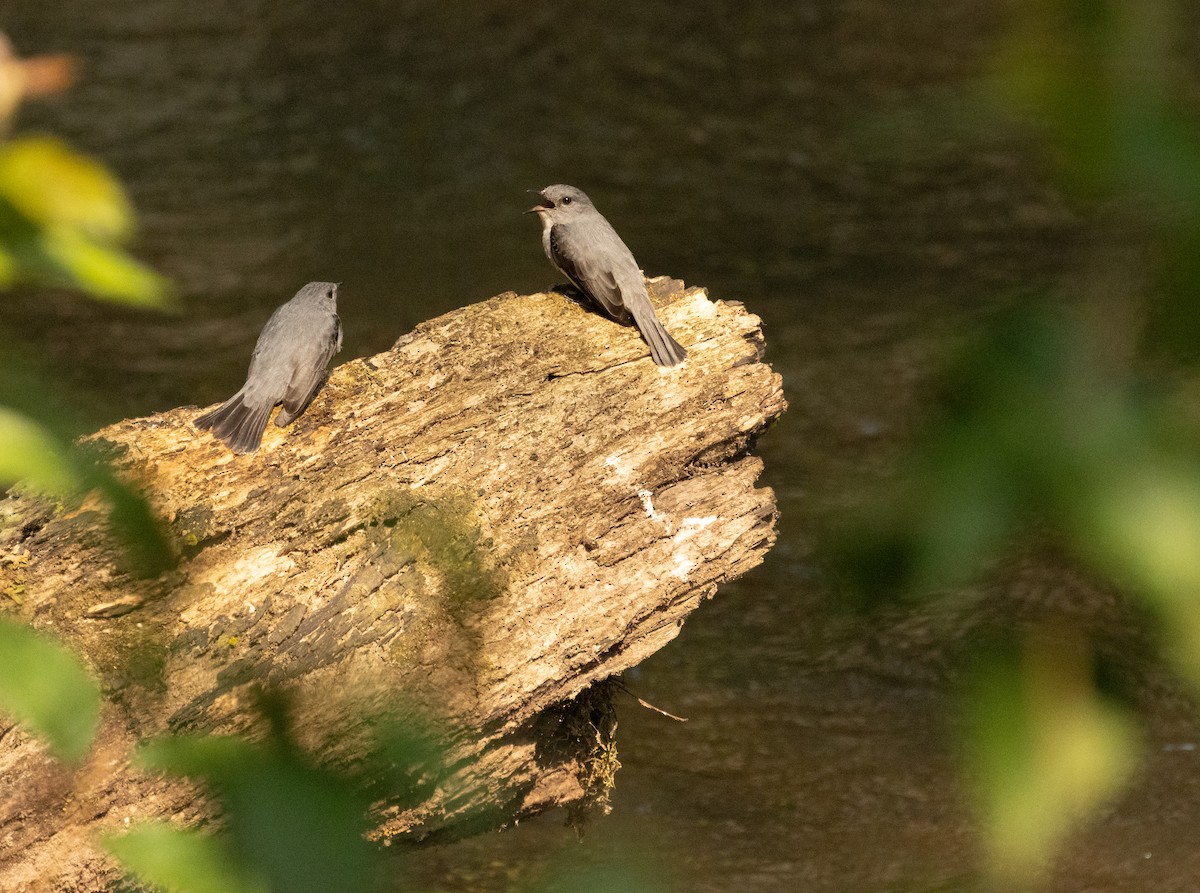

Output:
xmin=122 ymin=735 xmax=378 ymax=893
xmin=962 ymin=629 xmax=1139 ymax=879
xmin=0 ymin=32 xmax=166 ymax=306
xmin=993 ymin=0 xmax=1200 ymax=364
xmin=0 ymin=404 xmax=80 ymax=494
xmin=993 ymin=0 xmax=1200 ymax=209
xmin=77 ymin=454 xmax=175 ymax=576
xmin=839 ymin=307 xmax=1159 ymax=877
xmin=0 ymin=136 xmax=134 ymax=239
xmin=844 ymin=305 xmax=1200 ymax=617
xmin=0 ymin=136 xmax=169 ymax=306
xmin=107 ymin=698 xmax=449 ymax=893
xmin=840 ymin=0 xmax=1200 ymax=884
xmin=0 ymin=398 xmax=172 ymax=578
xmin=104 ymin=825 xmax=269 ymax=893
xmin=0 ymin=615 xmax=101 ymax=763
xmin=526 ymin=857 xmax=667 ymax=893
xmin=0 ymin=37 xmax=173 ymax=577
xmin=0 ymin=28 xmax=169 ymax=796
xmin=0 ymin=374 xmax=174 ymax=576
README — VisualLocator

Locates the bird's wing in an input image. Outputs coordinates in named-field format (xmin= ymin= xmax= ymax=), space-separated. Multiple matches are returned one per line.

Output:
xmin=553 ymin=220 xmax=687 ymax=367
xmin=277 ymin=313 xmax=341 ymax=424
xmin=549 ymin=223 xmax=629 ymax=322
xmin=241 ymin=303 xmax=299 ymax=406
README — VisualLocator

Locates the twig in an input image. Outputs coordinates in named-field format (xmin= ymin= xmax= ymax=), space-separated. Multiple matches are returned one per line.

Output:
xmin=614 ymin=679 xmax=688 ymax=722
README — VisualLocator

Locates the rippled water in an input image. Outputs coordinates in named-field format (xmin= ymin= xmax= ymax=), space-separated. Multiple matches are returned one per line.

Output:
xmin=4 ymin=3 xmax=1200 ymax=891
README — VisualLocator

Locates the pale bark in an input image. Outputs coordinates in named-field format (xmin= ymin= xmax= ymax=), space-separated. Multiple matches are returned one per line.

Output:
xmin=0 ymin=277 xmax=786 ymax=891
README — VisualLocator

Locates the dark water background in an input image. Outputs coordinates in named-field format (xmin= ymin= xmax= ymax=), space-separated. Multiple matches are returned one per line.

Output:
xmin=4 ymin=3 xmax=1200 ymax=890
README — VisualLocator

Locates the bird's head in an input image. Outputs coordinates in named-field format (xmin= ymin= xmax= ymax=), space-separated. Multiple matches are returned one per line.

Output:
xmin=298 ymin=281 xmax=339 ymax=306
xmin=525 ymin=184 xmax=593 ymax=222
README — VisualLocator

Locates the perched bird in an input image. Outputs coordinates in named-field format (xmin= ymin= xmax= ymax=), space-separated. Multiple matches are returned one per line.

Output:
xmin=527 ymin=184 xmax=687 ymax=367
xmin=195 ymin=281 xmax=343 ymax=454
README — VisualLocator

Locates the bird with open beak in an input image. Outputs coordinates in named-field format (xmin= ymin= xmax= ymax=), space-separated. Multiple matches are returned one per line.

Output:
xmin=527 ymin=184 xmax=687 ymax=367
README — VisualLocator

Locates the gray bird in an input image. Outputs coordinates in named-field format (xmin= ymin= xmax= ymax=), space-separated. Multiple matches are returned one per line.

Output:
xmin=527 ymin=184 xmax=687 ymax=367
xmin=195 ymin=281 xmax=343 ymax=454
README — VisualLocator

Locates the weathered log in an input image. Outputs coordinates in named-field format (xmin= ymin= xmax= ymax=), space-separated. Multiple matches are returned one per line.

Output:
xmin=0 ymin=276 xmax=785 ymax=891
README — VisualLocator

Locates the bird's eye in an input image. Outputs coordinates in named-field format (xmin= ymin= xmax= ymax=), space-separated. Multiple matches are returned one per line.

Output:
xmin=561 ymin=196 xmax=572 ymax=205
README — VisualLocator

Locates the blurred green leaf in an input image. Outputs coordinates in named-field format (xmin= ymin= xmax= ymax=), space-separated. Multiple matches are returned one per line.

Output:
xmin=963 ymin=628 xmax=1140 ymax=881
xmin=842 ymin=304 xmax=1190 ymax=598
xmin=989 ymin=0 xmax=1200 ymax=216
xmin=138 ymin=734 xmax=261 ymax=779
xmin=0 ymin=405 xmax=80 ymax=494
xmin=1078 ymin=460 xmax=1200 ymax=686
xmin=139 ymin=735 xmax=378 ymax=893
xmin=1149 ymin=228 xmax=1200 ymax=362
xmin=1083 ymin=460 xmax=1200 ymax=601
xmin=0 ymin=136 xmax=132 ymax=240
xmin=1119 ymin=96 xmax=1200 ymax=222
xmin=357 ymin=712 xmax=449 ymax=813
xmin=531 ymin=860 xmax=666 ymax=893
xmin=0 ymin=400 xmax=173 ymax=577
xmin=839 ymin=306 xmax=1127 ymax=599
xmin=991 ymin=0 xmax=1119 ymax=196
xmin=845 ymin=0 xmax=1200 ymax=882
xmin=0 ymin=244 xmax=13 ymax=286
xmin=908 ymin=433 xmax=1021 ymax=590
xmin=105 ymin=824 xmax=268 ymax=893
xmin=0 ymin=615 xmax=100 ymax=763
xmin=41 ymin=227 xmax=169 ymax=307
xmin=0 ymin=136 xmax=170 ymax=307
xmin=92 ymin=465 xmax=176 ymax=578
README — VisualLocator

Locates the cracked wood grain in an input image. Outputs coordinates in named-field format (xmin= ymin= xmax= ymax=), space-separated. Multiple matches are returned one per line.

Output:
xmin=0 ymin=277 xmax=786 ymax=892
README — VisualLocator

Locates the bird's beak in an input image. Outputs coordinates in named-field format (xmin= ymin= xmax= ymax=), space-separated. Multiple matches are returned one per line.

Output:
xmin=525 ymin=189 xmax=551 ymax=214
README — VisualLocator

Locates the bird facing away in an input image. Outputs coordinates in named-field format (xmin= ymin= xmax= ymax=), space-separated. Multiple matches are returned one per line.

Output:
xmin=195 ymin=281 xmax=343 ymax=454
xmin=527 ymin=184 xmax=687 ymax=367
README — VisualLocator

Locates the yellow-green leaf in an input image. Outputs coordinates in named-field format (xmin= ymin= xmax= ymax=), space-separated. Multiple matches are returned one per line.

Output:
xmin=0 ymin=405 xmax=80 ymax=494
xmin=104 ymin=824 xmax=268 ymax=893
xmin=0 ymin=616 xmax=101 ymax=764
xmin=0 ymin=136 xmax=133 ymax=241
xmin=41 ymin=227 xmax=170 ymax=307
xmin=964 ymin=629 xmax=1140 ymax=882
xmin=0 ymin=245 xmax=14 ymax=286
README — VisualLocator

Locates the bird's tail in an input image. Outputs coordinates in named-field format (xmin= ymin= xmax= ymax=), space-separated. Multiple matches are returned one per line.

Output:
xmin=194 ymin=392 xmax=274 ymax=454
xmin=628 ymin=303 xmax=688 ymax=367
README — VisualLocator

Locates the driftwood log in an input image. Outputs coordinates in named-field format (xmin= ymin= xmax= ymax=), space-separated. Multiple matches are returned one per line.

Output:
xmin=0 ymin=277 xmax=785 ymax=891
